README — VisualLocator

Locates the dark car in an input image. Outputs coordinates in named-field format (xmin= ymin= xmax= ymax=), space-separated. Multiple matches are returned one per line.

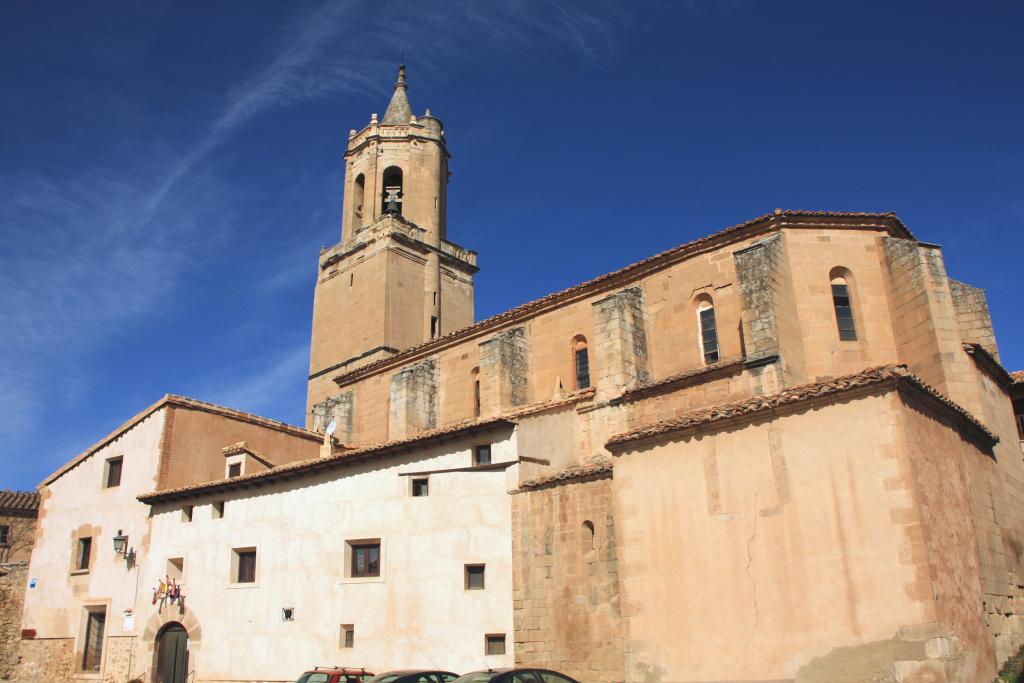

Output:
xmin=451 ymin=670 xmax=579 ymax=683
xmin=366 ymin=670 xmax=459 ymax=683
xmin=297 ymin=667 xmax=375 ymax=683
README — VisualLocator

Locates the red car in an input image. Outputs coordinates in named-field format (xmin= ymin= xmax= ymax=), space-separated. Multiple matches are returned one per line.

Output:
xmin=296 ymin=667 xmax=375 ymax=683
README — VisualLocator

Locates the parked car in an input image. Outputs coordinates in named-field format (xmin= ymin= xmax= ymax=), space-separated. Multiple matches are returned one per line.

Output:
xmin=451 ymin=669 xmax=580 ymax=683
xmin=296 ymin=666 xmax=375 ymax=683
xmin=366 ymin=670 xmax=459 ymax=683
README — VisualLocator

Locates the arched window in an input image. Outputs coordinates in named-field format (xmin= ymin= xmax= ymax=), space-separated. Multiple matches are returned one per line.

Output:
xmin=572 ymin=336 xmax=590 ymax=390
xmin=470 ymin=367 xmax=481 ymax=418
xmin=381 ymin=166 xmax=403 ymax=216
xmin=830 ymin=269 xmax=857 ymax=341
xmin=696 ymin=299 xmax=719 ymax=365
xmin=582 ymin=520 xmax=596 ymax=551
xmin=352 ymin=173 xmax=365 ymax=228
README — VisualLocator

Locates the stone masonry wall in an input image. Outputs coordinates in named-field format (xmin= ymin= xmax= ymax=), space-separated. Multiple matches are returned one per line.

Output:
xmin=511 ymin=476 xmax=625 ymax=683
xmin=949 ymin=279 xmax=1000 ymax=361
xmin=310 ymin=390 xmax=356 ymax=442
xmin=0 ymin=563 xmax=27 ymax=680
xmin=591 ymin=287 xmax=650 ymax=397
xmin=10 ymin=637 xmax=73 ymax=682
xmin=479 ymin=327 xmax=531 ymax=415
xmin=732 ymin=234 xmax=794 ymax=385
xmin=388 ymin=358 xmax=438 ymax=439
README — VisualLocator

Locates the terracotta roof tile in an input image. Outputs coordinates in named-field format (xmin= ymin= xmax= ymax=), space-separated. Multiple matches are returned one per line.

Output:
xmin=0 ymin=490 xmax=40 ymax=514
xmin=137 ymin=390 xmax=595 ymax=504
xmin=519 ymin=458 xmax=613 ymax=491
xmin=334 ymin=210 xmax=912 ymax=387
xmin=606 ymin=365 xmax=997 ymax=449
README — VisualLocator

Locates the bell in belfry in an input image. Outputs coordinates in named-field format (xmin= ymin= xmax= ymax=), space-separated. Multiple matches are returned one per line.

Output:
xmin=383 ymin=185 xmax=403 ymax=215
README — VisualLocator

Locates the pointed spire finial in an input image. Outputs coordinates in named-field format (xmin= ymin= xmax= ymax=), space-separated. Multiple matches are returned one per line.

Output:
xmin=382 ymin=64 xmax=413 ymax=125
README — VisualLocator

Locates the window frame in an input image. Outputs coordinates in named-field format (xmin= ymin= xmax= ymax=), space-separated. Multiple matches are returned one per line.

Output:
xmin=0 ymin=524 xmax=9 ymax=547
xmin=411 ymin=477 xmax=429 ymax=497
xmin=341 ymin=623 xmax=355 ymax=649
xmin=473 ymin=444 xmax=492 ymax=467
xmin=484 ymin=633 xmax=507 ymax=656
xmin=227 ymin=462 xmax=242 ymax=479
xmin=350 ymin=542 xmax=381 ymax=578
xmin=231 ymin=547 xmax=258 ymax=585
xmin=464 ymin=563 xmax=486 ymax=590
xmin=573 ymin=341 xmax=590 ymax=390
xmin=831 ymin=278 xmax=858 ymax=342
xmin=696 ymin=301 xmax=720 ymax=365
xmin=80 ymin=606 xmax=107 ymax=673
xmin=104 ymin=456 xmax=123 ymax=489
xmin=76 ymin=537 xmax=92 ymax=572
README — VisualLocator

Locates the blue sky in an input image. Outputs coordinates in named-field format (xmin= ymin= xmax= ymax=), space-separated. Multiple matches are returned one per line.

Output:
xmin=2 ymin=0 xmax=1022 ymax=491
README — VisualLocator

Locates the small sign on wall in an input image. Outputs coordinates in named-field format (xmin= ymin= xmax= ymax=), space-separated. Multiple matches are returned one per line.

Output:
xmin=123 ymin=611 xmax=135 ymax=631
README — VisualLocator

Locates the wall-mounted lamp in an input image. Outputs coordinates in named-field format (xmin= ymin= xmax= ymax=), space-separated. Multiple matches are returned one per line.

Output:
xmin=113 ymin=530 xmax=136 ymax=568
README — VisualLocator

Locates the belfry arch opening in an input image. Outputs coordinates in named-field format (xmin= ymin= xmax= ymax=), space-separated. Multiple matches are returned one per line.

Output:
xmin=352 ymin=173 xmax=365 ymax=229
xmin=381 ymin=166 xmax=404 ymax=216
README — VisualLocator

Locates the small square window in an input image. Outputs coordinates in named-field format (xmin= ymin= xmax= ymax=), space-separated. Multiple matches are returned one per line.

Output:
xmin=350 ymin=542 xmax=380 ymax=578
xmin=213 ymin=501 xmax=225 ymax=519
xmin=76 ymin=537 xmax=92 ymax=571
xmin=341 ymin=624 xmax=355 ymax=648
xmin=485 ymin=633 xmax=506 ymax=656
xmin=465 ymin=564 xmax=485 ymax=590
xmin=104 ymin=456 xmax=123 ymax=488
xmin=233 ymin=548 xmax=257 ymax=584
xmin=474 ymin=445 xmax=492 ymax=466
xmin=282 ymin=607 xmax=295 ymax=621
xmin=181 ymin=505 xmax=193 ymax=522
xmin=227 ymin=463 xmax=241 ymax=479
xmin=411 ymin=478 xmax=429 ymax=497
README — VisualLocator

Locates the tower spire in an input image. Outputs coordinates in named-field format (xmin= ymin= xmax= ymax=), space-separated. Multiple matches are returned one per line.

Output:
xmin=382 ymin=64 xmax=413 ymax=125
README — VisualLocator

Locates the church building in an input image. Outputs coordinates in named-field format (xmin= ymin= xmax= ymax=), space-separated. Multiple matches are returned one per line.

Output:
xmin=9 ymin=67 xmax=1024 ymax=683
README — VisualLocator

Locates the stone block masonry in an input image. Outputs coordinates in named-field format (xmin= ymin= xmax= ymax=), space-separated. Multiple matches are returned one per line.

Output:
xmin=949 ymin=279 xmax=1000 ymax=361
xmin=388 ymin=358 xmax=438 ymax=439
xmin=591 ymin=287 xmax=650 ymax=395
xmin=479 ymin=327 xmax=531 ymax=415
xmin=511 ymin=476 xmax=625 ymax=683
xmin=311 ymin=390 xmax=356 ymax=442
xmin=0 ymin=563 xmax=29 ymax=680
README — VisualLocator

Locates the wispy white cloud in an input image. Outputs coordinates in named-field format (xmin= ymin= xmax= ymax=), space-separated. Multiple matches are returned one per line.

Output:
xmin=194 ymin=344 xmax=311 ymax=419
xmin=1 ymin=0 xmax=674 ymax=454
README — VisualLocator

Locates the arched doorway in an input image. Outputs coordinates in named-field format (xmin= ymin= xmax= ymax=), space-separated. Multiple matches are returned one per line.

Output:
xmin=155 ymin=622 xmax=188 ymax=683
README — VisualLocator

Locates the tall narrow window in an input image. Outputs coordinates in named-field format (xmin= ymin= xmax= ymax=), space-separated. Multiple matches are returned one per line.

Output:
xmin=430 ymin=316 xmax=439 ymax=339
xmin=76 ymin=537 xmax=92 ymax=571
xmin=0 ymin=525 xmax=9 ymax=546
xmin=471 ymin=367 xmax=481 ymax=418
xmin=697 ymin=301 xmax=720 ymax=365
xmin=104 ymin=456 xmax=123 ymax=488
xmin=573 ymin=336 xmax=590 ymax=390
xmin=352 ymin=173 xmax=365 ymax=228
xmin=381 ymin=166 xmax=403 ymax=216
xmin=341 ymin=624 xmax=355 ymax=648
xmin=831 ymin=274 xmax=857 ymax=341
xmin=81 ymin=607 xmax=106 ymax=672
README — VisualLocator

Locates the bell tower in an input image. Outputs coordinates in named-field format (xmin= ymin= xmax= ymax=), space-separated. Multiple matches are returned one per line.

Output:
xmin=307 ymin=65 xmax=478 ymax=431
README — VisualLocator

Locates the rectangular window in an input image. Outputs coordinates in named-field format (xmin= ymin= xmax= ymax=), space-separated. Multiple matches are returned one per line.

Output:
xmin=832 ymin=284 xmax=857 ymax=341
xmin=574 ymin=348 xmax=591 ymax=389
xmin=104 ymin=456 xmax=123 ymax=488
xmin=699 ymin=306 xmax=720 ymax=364
xmin=430 ymin=316 xmax=439 ymax=339
xmin=411 ymin=477 xmax=429 ymax=497
xmin=0 ymin=525 xmax=9 ymax=546
xmin=465 ymin=564 xmax=485 ymax=590
xmin=227 ymin=463 xmax=241 ymax=479
xmin=234 ymin=548 xmax=257 ymax=583
xmin=485 ymin=633 xmax=506 ymax=656
xmin=474 ymin=445 xmax=492 ymax=466
xmin=1016 ymin=413 xmax=1024 ymax=441
xmin=76 ymin=537 xmax=92 ymax=571
xmin=341 ymin=624 xmax=355 ymax=648
xmin=213 ymin=501 xmax=225 ymax=519
xmin=81 ymin=608 xmax=106 ymax=672
xmin=350 ymin=543 xmax=380 ymax=577
xmin=282 ymin=607 xmax=295 ymax=621
xmin=182 ymin=505 xmax=193 ymax=522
